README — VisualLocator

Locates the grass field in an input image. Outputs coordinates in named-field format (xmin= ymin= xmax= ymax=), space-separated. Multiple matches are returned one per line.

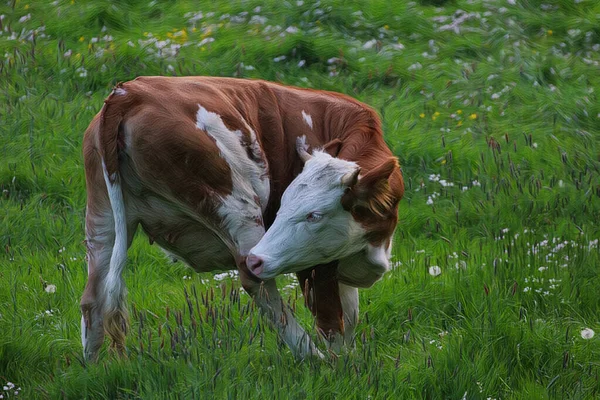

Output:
xmin=1 ymin=0 xmax=600 ymax=398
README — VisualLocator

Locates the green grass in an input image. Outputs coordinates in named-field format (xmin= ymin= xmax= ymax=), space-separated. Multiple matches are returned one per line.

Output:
xmin=1 ymin=0 xmax=600 ymax=398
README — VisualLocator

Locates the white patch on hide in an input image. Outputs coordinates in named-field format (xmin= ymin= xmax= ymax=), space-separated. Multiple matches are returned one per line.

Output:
xmin=196 ymin=105 xmax=268 ymax=254
xmin=114 ymin=88 xmax=127 ymax=96
xmin=301 ymin=110 xmax=313 ymax=129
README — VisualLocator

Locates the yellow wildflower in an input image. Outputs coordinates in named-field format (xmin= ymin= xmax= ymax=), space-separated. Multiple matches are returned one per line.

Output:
xmin=457 ymin=110 xmax=463 ymax=115
xmin=25 ymin=4 xmax=29 ymax=9
xmin=178 ymin=29 xmax=188 ymax=42
xmin=79 ymin=36 xmax=85 ymax=42
xmin=384 ymin=25 xmax=389 ymax=30
xmin=457 ymin=121 xmax=463 ymax=127
xmin=547 ymin=30 xmax=553 ymax=36
xmin=192 ymin=27 xmax=197 ymax=32
xmin=419 ymin=113 xmax=425 ymax=118
xmin=441 ymin=159 xmax=446 ymax=165
xmin=469 ymin=113 xmax=477 ymax=120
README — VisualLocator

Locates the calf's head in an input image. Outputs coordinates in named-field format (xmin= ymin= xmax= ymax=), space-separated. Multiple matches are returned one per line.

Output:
xmin=247 ymin=140 xmax=403 ymax=280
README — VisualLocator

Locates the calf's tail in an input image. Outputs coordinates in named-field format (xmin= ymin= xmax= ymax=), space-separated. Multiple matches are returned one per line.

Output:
xmin=99 ymin=85 xmax=130 ymax=353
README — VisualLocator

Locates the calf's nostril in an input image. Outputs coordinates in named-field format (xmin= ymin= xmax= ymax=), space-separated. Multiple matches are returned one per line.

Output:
xmin=246 ymin=254 xmax=264 ymax=275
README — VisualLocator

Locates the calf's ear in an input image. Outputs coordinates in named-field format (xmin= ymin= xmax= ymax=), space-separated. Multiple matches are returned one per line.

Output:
xmin=342 ymin=157 xmax=399 ymax=216
xmin=355 ymin=158 xmax=398 ymax=193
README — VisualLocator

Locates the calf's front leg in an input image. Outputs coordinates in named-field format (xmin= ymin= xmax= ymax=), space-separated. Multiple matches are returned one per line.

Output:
xmin=238 ymin=263 xmax=323 ymax=360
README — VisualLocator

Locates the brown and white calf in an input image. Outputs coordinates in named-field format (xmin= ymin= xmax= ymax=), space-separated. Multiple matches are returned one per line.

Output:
xmin=81 ymin=76 xmax=404 ymax=361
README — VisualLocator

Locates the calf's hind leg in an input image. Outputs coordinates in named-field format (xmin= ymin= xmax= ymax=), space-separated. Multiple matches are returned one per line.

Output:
xmin=81 ymin=199 xmax=136 ymax=360
xmin=80 ymin=143 xmax=135 ymax=361
xmin=80 ymin=208 xmax=116 ymax=361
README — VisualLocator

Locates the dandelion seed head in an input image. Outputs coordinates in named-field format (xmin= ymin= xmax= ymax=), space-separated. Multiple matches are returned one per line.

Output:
xmin=581 ymin=328 xmax=594 ymax=339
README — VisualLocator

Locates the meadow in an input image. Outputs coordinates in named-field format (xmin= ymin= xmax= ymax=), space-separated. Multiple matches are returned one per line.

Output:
xmin=1 ymin=0 xmax=600 ymax=398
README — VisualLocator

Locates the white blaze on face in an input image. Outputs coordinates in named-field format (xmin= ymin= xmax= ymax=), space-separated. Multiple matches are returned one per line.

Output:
xmin=196 ymin=105 xmax=269 ymax=255
xmin=301 ymin=110 xmax=313 ymax=129
xmin=249 ymin=150 xmax=367 ymax=278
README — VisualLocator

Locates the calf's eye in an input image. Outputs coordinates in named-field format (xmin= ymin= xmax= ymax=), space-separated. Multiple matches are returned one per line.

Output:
xmin=306 ymin=212 xmax=323 ymax=222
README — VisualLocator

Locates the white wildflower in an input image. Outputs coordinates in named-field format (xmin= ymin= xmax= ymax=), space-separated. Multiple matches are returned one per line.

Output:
xmin=428 ymin=266 xmax=442 ymax=277
xmin=581 ymin=328 xmax=594 ymax=339
xmin=273 ymin=55 xmax=286 ymax=62
xmin=249 ymin=15 xmax=267 ymax=25
xmin=198 ymin=37 xmax=215 ymax=47
xmin=45 ymin=284 xmax=56 ymax=294
xmin=408 ymin=62 xmax=422 ymax=71
xmin=19 ymin=14 xmax=31 ymax=23
xmin=363 ymin=39 xmax=378 ymax=49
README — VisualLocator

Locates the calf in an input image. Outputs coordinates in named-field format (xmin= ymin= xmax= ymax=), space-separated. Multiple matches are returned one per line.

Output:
xmin=80 ymin=76 xmax=404 ymax=361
